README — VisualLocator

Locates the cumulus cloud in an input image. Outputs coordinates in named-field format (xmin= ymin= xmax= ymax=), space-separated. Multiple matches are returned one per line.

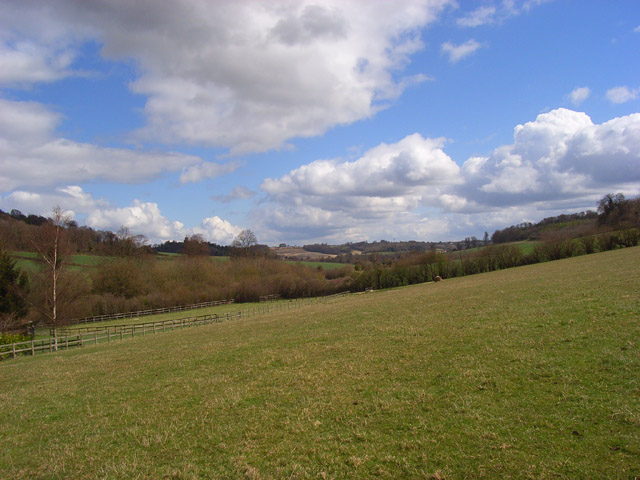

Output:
xmin=256 ymin=109 xmax=640 ymax=243
xmin=458 ymin=108 xmax=640 ymax=208
xmin=568 ymin=86 xmax=590 ymax=106
xmin=258 ymin=133 xmax=462 ymax=242
xmin=1 ymin=183 xmax=243 ymax=244
xmin=263 ymin=133 xmax=460 ymax=202
xmin=606 ymin=86 xmax=639 ymax=104
xmin=190 ymin=216 xmax=242 ymax=245
xmin=0 ymin=185 xmax=109 ymax=221
xmin=0 ymin=98 xmax=238 ymax=191
xmin=1 ymin=0 xmax=453 ymax=154
xmin=441 ymin=39 xmax=483 ymax=63
xmin=85 ymin=200 xmax=180 ymax=240
xmin=0 ymin=41 xmax=74 ymax=86
xmin=85 ymin=200 xmax=242 ymax=243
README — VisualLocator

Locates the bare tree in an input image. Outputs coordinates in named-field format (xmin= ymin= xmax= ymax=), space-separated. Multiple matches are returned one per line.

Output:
xmin=183 ymin=234 xmax=210 ymax=256
xmin=32 ymin=206 xmax=72 ymax=349
xmin=231 ymin=229 xmax=258 ymax=257
xmin=116 ymin=225 xmax=148 ymax=256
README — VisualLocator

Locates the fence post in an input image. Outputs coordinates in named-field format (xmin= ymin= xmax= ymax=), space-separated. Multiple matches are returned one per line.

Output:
xmin=12 ymin=342 xmax=16 ymax=359
xmin=108 ymin=330 xmax=111 ymax=342
xmin=120 ymin=329 xmax=123 ymax=341
xmin=94 ymin=331 xmax=97 ymax=345
xmin=31 ymin=340 xmax=35 ymax=356
xmin=66 ymin=336 xmax=69 ymax=350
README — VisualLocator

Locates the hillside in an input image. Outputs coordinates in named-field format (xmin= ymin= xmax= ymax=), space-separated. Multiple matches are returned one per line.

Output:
xmin=1 ymin=247 xmax=638 ymax=478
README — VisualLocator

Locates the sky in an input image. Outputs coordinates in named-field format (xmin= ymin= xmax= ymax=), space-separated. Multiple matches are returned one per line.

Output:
xmin=1 ymin=0 xmax=639 ymax=246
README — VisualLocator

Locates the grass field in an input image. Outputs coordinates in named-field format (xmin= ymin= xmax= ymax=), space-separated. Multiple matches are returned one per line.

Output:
xmin=9 ymin=251 xmax=112 ymax=271
xmin=37 ymin=298 xmax=320 ymax=336
xmin=1 ymin=247 xmax=639 ymax=479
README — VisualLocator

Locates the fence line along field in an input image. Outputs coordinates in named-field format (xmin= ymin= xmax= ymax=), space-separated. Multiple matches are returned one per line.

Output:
xmin=0 ymin=247 xmax=638 ymax=479
xmin=2 ymin=294 xmax=349 ymax=359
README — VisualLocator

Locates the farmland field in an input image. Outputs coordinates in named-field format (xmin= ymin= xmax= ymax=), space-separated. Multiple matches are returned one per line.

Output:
xmin=290 ymin=260 xmax=350 ymax=270
xmin=1 ymin=247 xmax=639 ymax=479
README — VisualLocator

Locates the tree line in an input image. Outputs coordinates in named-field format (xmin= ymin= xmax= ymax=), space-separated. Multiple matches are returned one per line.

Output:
xmin=1 ymin=194 xmax=638 ymax=339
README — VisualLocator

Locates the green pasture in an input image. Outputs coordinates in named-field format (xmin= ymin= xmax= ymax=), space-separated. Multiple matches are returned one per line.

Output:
xmin=1 ymin=247 xmax=639 ymax=479
xmin=9 ymin=252 xmax=111 ymax=272
xmin=456 ymin=240 xmax=540 ymax=257
xmin=511 ymin=240 xmax=539 ymax=254
xmin=40 ymin=298 xmax=316 ymax=336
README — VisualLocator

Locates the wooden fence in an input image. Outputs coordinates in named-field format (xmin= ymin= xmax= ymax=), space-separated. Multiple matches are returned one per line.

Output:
xmin=2 ymin=313 xmax=233 ymax=360
xmin=66 ymin=299 xmax=235 ymax=326
xmin=1 ymin=292 xmax=352 ymax=361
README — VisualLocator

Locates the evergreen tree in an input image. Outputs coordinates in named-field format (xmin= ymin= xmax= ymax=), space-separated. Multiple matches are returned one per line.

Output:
xmin=0 ymin=251 xmax=29 ymax=332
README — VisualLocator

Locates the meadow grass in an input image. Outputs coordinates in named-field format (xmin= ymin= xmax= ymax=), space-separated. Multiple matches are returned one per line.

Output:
xmin=40 ymin=298 xmax=317 ymax=335
xmin=9 ymin=252 xmax=111 ymax=272
xmin=1 ymin=247 xmax=638 ymax=479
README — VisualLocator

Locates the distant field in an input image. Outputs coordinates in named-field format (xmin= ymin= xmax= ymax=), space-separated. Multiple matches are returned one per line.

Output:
xmin=1 ymin=247 xmax=638 ymax=478
xmin=39 ymin=298 xmax=309 ymax=335
xmin=272 ymin=246 xmax=338 ymax=260
xmin=290 ymin=260 xmax=349 ymax=270
xmin=9 ymin=251 xmax=111 ymax=272
xmin=511 ymin=240 xmax=539 ymax=254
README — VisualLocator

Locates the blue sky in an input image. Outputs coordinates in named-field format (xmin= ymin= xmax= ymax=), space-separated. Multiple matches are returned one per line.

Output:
xmin=1 ymin=0 xmax=639 ymax=245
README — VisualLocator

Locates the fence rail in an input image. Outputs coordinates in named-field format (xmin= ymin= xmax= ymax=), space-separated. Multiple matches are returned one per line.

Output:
xmin=3 ymin=313 xmax=234 ymax=360
xmin=1 ymin=292 xmax=352 ymax=361
xmin=65 ymin=299 xmax=235 ymax=326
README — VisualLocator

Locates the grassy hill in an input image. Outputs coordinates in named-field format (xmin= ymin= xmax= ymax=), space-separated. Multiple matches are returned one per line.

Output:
xmin=1 ymin=247 xmax=638 ymax=479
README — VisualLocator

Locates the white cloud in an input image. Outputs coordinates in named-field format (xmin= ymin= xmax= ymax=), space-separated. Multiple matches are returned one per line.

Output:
xmin=634 ymin=25 xmax=640 ymax=33
xmin=0 ymin=41 xmax=74 ymax=86
xmin=568 ymin=86 xmax=590 ymax=106
xmin=457 ymin=6 xmax=496 ymax=27
xmin=0 ymin=98 xmax=237 ymax=191
xmin=191 ymin=216 xmax=242 ymax=245
xmin=257 ymin=133 xmax=462 ymax=242
xmin=606 ymin=86 xmax=639 ymax=104
xmin=1 ymin=0 xmax=454 ymax=154
xmin=459 ymin=108 xmax=640 ymax=208
xmin=85 ymin=200 xmax=242 ymax=244
xmin=1 ymin=184 xmax=243 ymax=244
xmin=0 ymin=185 xmax=108 ymax=221
xmin=255 ymin=109 xmax=640 ymax=243
xmin=85 ymin=200 xmax=178 ymax=240
xmin=263 ymin=133 xmax=460 ymax=202
xmin=441 ymin=39 xmax=483 ymax=63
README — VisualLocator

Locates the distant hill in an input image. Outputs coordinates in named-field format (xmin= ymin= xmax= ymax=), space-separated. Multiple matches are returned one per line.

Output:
xmin=491 ymin=211 xmax=598 ymax=244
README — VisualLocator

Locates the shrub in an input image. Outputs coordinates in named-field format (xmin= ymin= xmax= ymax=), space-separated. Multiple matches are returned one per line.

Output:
xmin=579 ymin=235 xmax=597 ymax=254
xmin=0 ymin=332 xmax=30 ymax=345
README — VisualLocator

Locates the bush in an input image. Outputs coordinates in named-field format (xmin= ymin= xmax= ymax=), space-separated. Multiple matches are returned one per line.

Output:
xmin=0 ymin=332 xmax=30 ymax=345
xmin=620 ymin=229 xmax=639 ymax=247
xmin=579 ymin=235 xmax=597 ymax=254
